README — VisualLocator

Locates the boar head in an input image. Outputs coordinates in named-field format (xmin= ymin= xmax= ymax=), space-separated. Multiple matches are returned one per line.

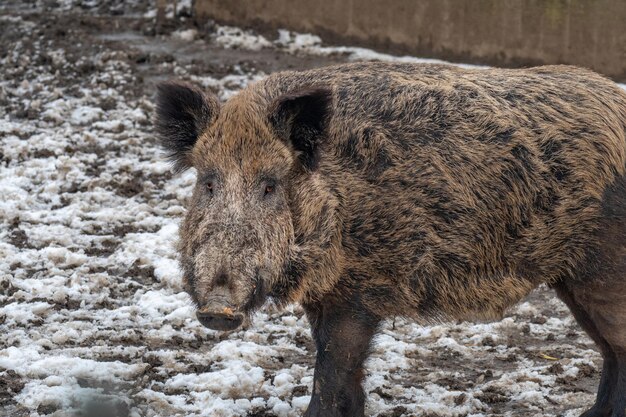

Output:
xmin=155 ymin=81 xmax=332 ymax=331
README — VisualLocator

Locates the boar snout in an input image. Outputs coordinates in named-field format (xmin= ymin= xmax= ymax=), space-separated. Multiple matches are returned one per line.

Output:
xmin=196 ymin=298 xmax=244 ymax=331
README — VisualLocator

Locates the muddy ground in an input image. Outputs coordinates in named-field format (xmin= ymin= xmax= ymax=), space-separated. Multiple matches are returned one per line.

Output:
xmin=0 ymin=1 xmax=613 ymax=416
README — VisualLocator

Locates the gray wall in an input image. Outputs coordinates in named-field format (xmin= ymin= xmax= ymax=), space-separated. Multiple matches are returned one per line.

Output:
xmin=194 ymin=0 xmax=626 ymax=81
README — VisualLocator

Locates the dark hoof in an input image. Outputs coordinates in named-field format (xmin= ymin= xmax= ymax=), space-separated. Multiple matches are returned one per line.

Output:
xmin=303 ymin=403 xmax=350 ymax=417
xmin=610 ymin=406 xmax=626 ymax=417
xmin=580 ymin=406 xmax=611 ymax=417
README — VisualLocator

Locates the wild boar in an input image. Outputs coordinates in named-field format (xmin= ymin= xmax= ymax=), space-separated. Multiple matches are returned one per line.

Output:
xmin=155 ymin=62 xmax=626 ymax=417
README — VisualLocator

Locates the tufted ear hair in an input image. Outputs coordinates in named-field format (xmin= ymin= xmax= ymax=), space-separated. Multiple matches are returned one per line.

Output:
xmin=268 ymin=86 xmax=333 ymax=171
xmin=155 ymin=81 xmax=220 ymax=172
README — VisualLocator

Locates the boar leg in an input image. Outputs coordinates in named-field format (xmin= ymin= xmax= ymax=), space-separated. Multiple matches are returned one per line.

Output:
xmin=554 ymin=171 xmax=626 ymax=417
xmin=612 ymin=355 xmax=626 ymax=417
xmin=554 ymin=283 xmax=617 ymax=417
xmin=554 ymin=280 xmax=626 ymax=417
xmin=303 ymin=298 xmax=380 ymax=417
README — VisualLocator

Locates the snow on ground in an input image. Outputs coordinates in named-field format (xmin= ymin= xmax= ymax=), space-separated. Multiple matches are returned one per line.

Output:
xmin=1 ymin=1 xmax=624 ymax=416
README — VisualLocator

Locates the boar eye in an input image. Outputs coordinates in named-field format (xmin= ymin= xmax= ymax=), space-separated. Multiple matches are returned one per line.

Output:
xmin=263 ymin=180 xmax=276 ymax=198
xmin=207 ymin=181 xmax=214 ymax=195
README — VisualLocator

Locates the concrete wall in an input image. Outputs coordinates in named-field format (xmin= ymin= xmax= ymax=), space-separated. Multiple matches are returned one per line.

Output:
xmin=194 ymin=0 xmax=626 ymax=81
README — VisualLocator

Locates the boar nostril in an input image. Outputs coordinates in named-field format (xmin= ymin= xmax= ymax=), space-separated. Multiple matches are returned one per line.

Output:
xmin=215 ymin=270 xmax=228 ymax=286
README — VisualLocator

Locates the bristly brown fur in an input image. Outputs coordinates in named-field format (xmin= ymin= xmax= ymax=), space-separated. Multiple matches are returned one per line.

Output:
xmin=155 ymin=62 xmax=626 ymax=417
xmin=253 ymin=63 xmax=626 ymax=321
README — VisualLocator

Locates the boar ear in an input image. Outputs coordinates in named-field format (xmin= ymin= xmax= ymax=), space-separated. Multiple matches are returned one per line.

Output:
xmin=269 ymin=87 xmax=333 ymax=171
xmin=155 ymin=81 xmax=219 ymax=172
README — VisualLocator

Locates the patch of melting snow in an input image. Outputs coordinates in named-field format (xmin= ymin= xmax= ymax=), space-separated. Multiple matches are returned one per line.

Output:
xmin=213 ymin=26 xmax=273 ymax=51
xmin=222 ymin=26 xmax=491 ymax=69
xmin=172 ymin=28 xmax=198 ymax=42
